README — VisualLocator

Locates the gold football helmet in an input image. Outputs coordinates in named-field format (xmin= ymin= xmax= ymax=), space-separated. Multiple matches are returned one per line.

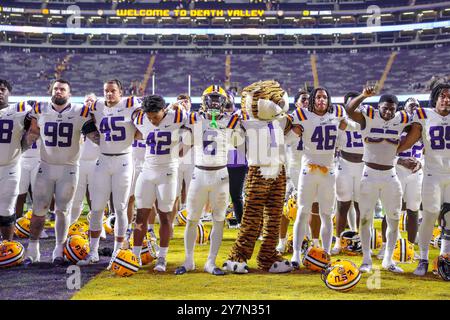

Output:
xmin=302 ymin=247 xmax=331 ymax=272
xmin=393 ymin=238 xmax=415 ymax=264
xmin=110 ymin=249 xmax=140 ymax=277
xmin=0 ymin=240 xmax=24 ymax=268
xmin=322 ymin=259 xmax=361 ymax=292
xmin=201 ymin=85 xmax=228 ymax=114
xmin=63 ymin=235 xmax=90 ymax=264
xmin=14 ymin=217 xmax=31 ymax=238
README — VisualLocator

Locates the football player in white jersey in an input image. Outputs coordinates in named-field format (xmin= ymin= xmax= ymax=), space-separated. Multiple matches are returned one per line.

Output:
xmin=69 ymin=93 xmax=100 ymax=224
xmin=78 ymin=79 xmax=141 ymax=266
xmin=278 ymin=90 xmax=308 ymax=252
xmin=132 ymin=95 xmax=187 ymax=272
xmin=346 ymin=87 xmax=412 ymax=273
xmin=377 ymin=98 xmax=423 ymax=258
xmin=398 ymin=83 xmax=450 ymax=276
xmin=0 ymin=79 xmax=31 ymax=240
xmin=175 ymin=85 xmax=234 ymax=276
xmin=174 ymin=94 xmax=194 ymax=214
xmin=15 ymin=140 xmax=39 ymax=218
xmin=23 ymin=79 xmax=99 ymax=265
xmin=290 ymin=87 xmax=359 ymax=268
xmin=332 ymin=91 xmax=364 ymax=255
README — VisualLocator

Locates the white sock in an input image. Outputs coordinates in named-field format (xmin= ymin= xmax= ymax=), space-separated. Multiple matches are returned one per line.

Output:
xmin=114 ymin=240 xmax=123 ymax=252
xmin=159 ymin=247 xmax=168 ymax=259
xmin=441 ymin=239 xmax=450 ymax=256
xmin=313 ymin=239 xmax=320 ymax=247
xmin=184 ymin=220 xmax=198 ymax=267
xmin=319 ymin=213 xmax=333 ymax=253
xmin=383 ymin=217 xmax=399 ymax=266
xmin=55 ymin=211 xmax=70 ymax=244
xmin=207 ymin=220 xmax=224 ymax=266
xmin=132 ymin=246 xmax=142 ymax=258
xmin=90 ymin=237 xmax=100 ymax=256
xmin=418 ymin=210 xmax=439 ymax=260
xmin=278 ymin=237 xmax=287 ymax=247
xmin=292 ymin=210 xmax=309 ymax=262
xmin=360 ymin=213 xmax=374 ymax=265
xmin=27 ymin=240 xmax=39 ymax=257
xmin=333 ymin=237 xmax=341 ymax=249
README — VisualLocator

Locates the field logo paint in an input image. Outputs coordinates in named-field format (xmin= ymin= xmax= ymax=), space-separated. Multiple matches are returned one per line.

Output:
xmin=66 ymin=265 xmax=81 ymax=290
xmin=367 ymin=5 xmax=381 ymax=27
xmin=366 ymin=266 xmax=381 ymax=290
xmin=67 ymin=5 xmax=82 ymax=28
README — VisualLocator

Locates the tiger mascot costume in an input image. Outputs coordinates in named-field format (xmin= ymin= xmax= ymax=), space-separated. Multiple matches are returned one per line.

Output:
xmin=223 ymin=80 xmax=295 ymax=273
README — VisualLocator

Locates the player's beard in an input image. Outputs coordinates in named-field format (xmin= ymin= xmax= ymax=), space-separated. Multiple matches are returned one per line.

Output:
xmin=52 ymin=96 xmax=68 ymax=106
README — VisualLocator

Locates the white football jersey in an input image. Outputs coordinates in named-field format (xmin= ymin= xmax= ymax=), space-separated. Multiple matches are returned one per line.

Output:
xmin=134 ymin=108 xmax=187 ymax=167
xmin=90 ymin=96 xmax=141 ymax=154
xmin=31 ymin=101 xmax=92 ymax=166
xmin=79 ymin=138 xmax=100 ymax=161
xmin=22 ymin=140 xmax=40 ymax=159
xmin=412 ymin=107 xmax=450 ymax=174
xmin=0 ymin=102 xmax=31 ymax=165
xmin=360 ymin=105 xmax=411 ymax=166
xmin=398 ymin=130 xmax=424 ymax=162
xmin=187 ymin=111 xmax=236 ymax=167
xmin=291 ymin=105 xmax=346 ymax=168
xmin=338 ymin=128 xmax=364 ymax=155
xmin=132 ymin=139 xmax=146 ymax=163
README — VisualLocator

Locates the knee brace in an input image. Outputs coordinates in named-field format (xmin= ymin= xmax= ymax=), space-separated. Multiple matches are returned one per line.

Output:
xmin=440 ymin=203 xmax=450 ymax=241
xmin=0 ymin=214 xmax=15 ymax=227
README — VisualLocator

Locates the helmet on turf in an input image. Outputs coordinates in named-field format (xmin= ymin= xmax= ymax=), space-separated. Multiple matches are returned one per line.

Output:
xmin=110 ymin=249 xmax=140 ymax=277
xmin=24 ymin=210 xmax=33 ymax=220
xmin=175 ymin=209 xmax=188 ymax=226
xmin=283 ymin=196 xmax=297 ymax=221
xmin=0 ymin=240 xmax=24 ymax=268
xmin=103 ymin=215 xmax=115 ymax=235
xmin=430 ymin=227 xmax=442 ymax=249
xmin=370 ymin=228 xmax=382 ymax=250
xmin=340 ymin=230 xmax=362 ymax=255
xmin=393 ymin=238 xmax=415 ymax=263
xmin=399 ymin=212 xmax=408 ymax=232
xmin=434 ymin=254 xmax=450 ymax=281
xmin=14 ymin=217 xmax=30 ymax=238
xmin=285 ymin=234 xmax=310 ymax=255
xmin=63 ymin=235 xmax=90 ymax=263
xmin=196 ymin=223 xmax=209 ymax=245
xmin=321 ymin=259 xmax=361 ymax=292
xmin=201 ymin=85 xmax=228 ymax=115
xmin=68 ymin=221 xmax=89 ymax=239
xmin=302 ymin=247 xmax=331 ymax=272
xmin=128 ymin=238 xmax=158 ymax=265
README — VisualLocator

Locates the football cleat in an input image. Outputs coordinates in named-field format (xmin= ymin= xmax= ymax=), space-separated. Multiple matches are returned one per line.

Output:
xmin=153 ymin=257 xmax=167 ymax=272
xmin=376 ymin=244 xmax=386 ymax=260
xmin=330 ymin=246 xmax=341 ymax=255
xmin=52 ymin=256 xmax=66 ymax=267
xmin=382 ymin=263 xmax=404 ymax=273
xmin=359 ymin=263 xmax=372 ymax=273
xmin=322 ymin=260 xmax=362 ymax=292
xmin=77 ymin=252 xmax=99 ymax=266
xmin=413 ymin=259 xmax=429 ymax=276
xmin=204 ymin=262 xmax=225 ymax=276
xmin=268 ymin=260 xmax=293 ymax=273
xmin=0 ymin=240 xmax=25 ymax=268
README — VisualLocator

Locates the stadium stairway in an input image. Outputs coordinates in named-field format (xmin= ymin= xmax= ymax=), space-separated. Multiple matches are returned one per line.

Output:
xmin=141 ymin=54 xmax=156 ymax=95
xmin=225 ymin=54 xmax=231 ymax=89
xmin=310 ymin=53 xmax=319 ymax=87
xmin=377 ymin=51 xmax=399 ymax=93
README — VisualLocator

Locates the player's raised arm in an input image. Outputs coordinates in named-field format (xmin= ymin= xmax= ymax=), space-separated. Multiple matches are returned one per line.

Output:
xmin=397 ymin=122 xmax=422 ymax=154
xmin=346 ymin=85 xmax=377 ymax=128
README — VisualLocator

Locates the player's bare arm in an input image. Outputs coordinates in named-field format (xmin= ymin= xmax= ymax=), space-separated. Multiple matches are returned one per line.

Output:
xmin=23 ymin=117 xmax=40 ymax=150
xmin=397 ymin=122 xmax=422 ymax=154
xmin=346 ymin=86 xmax=377 ymax=129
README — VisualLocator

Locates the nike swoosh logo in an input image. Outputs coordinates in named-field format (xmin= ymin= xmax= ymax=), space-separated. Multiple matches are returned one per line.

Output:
xmin=123 ymin=164 xmax=128 ymax=166
xmin=9 ymin=172 xmax=15 ymax=175
xmin=164 ymin=125 xmax=171 ymax=128
xmin=68 ymin=116 xmax=74 ymax=119
xmin=118 ymin=109 xmax=124 ymax=113
xmin=70 ymin=172 xmax=76 ymax=175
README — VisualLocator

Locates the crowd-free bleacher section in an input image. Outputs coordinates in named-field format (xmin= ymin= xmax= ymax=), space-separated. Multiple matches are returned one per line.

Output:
xmin=1 ymin=45 xmax=448 ymax=97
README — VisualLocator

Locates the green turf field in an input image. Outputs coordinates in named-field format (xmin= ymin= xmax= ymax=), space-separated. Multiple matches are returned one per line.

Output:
xmin=72 ymin=219 xmax=448 ymax=300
